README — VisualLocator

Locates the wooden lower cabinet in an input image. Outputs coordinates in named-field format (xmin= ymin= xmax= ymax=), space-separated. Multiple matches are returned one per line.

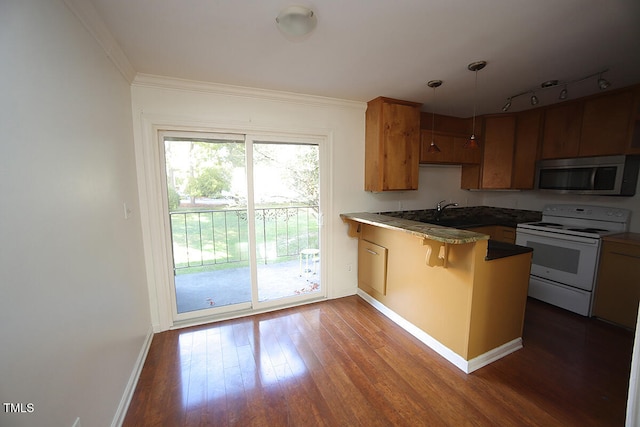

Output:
xmin=349 ymin=222 xmax=531 ymax=368
xmin=358 ymin=239 xmax=388 ymax=298
xmin=468 ymin=226 xmax=516 ymax=244
xmin=593 ymin=235 xmax=640 ymax=329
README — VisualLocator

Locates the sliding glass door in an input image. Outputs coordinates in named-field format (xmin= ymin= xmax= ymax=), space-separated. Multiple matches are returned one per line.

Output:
xmin=161 ymin=131 xmax=322 ymax=320
xmin=251 ymin=140 xmax=321 ymax=302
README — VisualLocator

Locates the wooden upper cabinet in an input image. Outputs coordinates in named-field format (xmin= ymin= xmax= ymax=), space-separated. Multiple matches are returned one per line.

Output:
xmin=419 ymin=113 xmax=480 ymax=165
xmin=541 ymin=102 xmax=583 ymax=159
xmin=512 ymin=109 xmax=542 ymax=189
xmin=540 ymin=87 xmax=639 ymax=159
xmin=365 ymin=97 xmax=421 ymax=191
xmin=480 ymin=115 xmax=517 ymax=189
xmin=628 ymin=86 xmax=640 ymax=154
xmin=579 ymin=91 xmax=635 ymax=156
xmin=419 ymin=131 xmax=480 ymax=164
xmin=461 ymin=112 xmax=539 ymax=190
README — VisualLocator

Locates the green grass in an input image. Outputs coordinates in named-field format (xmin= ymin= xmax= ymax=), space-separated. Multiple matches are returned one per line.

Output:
xmin=170 ymin=206 xmax=319 ymax=273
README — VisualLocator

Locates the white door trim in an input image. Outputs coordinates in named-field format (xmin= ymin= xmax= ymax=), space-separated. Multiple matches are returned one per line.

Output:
xmin=133 ymin=114 xmax=331 ymax=331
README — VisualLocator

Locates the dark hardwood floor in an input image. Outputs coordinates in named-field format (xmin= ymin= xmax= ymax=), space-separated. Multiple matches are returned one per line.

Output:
xmin=123 ymin=296 xmax=634 ymax=426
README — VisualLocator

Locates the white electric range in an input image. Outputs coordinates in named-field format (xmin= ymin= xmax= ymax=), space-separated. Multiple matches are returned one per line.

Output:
xmin=515 ymin=204 xmax=631 ymax=316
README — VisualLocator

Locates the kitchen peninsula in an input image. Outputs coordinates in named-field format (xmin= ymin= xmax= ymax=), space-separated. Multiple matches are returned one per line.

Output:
xmin=341 ymin=211 xmax=534 ymax=373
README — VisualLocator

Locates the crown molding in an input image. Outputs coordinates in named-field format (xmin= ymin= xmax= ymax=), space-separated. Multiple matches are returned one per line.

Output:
xmin=63 ymin=0 xmax=136 ymax=83
xmin=132 ymin=73 xmax=366 ymax=111
xmin=61 ymin=1 xmax=365 ymax=111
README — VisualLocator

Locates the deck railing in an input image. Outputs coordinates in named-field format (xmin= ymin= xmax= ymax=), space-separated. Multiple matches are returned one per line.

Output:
xmin=169 ymin=206 xmax=319 ymax=271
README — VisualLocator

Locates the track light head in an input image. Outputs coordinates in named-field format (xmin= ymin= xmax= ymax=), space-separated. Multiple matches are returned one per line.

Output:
xmin=559 ymin=86 xmax=568 ymax=100
xmin=530 ymin=94 xmax=539 ymax=106
xmin=502 ymin=99 xmax=512 ymax=112
xmin=598 ymin=75 xmax=611 ymax=90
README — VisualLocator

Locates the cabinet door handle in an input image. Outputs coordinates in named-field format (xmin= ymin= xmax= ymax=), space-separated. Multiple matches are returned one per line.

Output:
xmin=366 ymin=249 xmax=379 ymax=256
xmin=610 ymin=251 xmax=640 ymax=259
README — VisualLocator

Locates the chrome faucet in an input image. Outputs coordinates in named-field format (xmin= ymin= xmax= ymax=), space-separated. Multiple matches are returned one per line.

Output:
xmin=435 ymin=199 xmax=458 ymax=221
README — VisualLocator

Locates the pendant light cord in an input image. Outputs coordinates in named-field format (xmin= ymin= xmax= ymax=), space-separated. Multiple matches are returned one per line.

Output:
xmin=471 ymin=69 xmax=478 ymax=136
xmin=426 ymin=80 xmax=442 ymax=152
xmin=431 ymin=85 xmax=436 ymax=144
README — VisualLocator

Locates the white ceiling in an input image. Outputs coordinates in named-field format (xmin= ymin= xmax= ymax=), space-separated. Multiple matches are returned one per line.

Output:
xmin=89 ymin=0 xmax=640 ymax=117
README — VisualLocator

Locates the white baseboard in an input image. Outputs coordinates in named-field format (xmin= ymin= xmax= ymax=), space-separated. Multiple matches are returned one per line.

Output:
xmin=111 ymin=327 xmax=154 ymax=427
xmin=466 ymin=337 xmax=522 ymax=373
xmin=356 ymin=289 xmax=522 ymax=374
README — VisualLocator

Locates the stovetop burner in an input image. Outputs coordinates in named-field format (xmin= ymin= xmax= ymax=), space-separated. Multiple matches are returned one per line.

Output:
xmin=517 ymin=204 xmax=630 ymax=239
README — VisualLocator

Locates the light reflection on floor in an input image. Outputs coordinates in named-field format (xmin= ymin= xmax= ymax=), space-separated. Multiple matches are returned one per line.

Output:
xmin=177 ymin=311 xmax=311 ymax=410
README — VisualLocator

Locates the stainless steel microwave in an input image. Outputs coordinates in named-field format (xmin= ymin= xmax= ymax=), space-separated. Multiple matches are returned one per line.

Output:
xmin=535 ymin=155 xmax=640 ymax=196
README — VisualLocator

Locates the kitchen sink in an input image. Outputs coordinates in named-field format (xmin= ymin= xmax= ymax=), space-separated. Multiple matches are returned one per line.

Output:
xmin=430 ymin=218 xmax=484 ymax=228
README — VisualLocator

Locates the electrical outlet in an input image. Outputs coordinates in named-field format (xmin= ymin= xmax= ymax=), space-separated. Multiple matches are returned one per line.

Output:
xmin=346 ymin=263 xmax=352 ymax=272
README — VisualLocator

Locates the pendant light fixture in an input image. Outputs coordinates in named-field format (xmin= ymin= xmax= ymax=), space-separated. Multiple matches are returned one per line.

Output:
xmin=427 ymin=79 xmax=443 ymax=153
xmin=465 ymin=60 xmax=486 ymax=149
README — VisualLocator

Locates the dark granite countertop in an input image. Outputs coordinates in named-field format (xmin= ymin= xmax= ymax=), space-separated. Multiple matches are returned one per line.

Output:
xmin=486 ymin=240 xmax=533 ymax=261
xmin=380 ymin=206 xmax=542 ymax=229
xmin=371 ymin=206 xmax=541 ymax=260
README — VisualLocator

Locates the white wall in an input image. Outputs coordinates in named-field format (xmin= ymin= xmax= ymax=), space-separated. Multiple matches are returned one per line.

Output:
xmin=0 ymin=1 xmax=151 ymax=426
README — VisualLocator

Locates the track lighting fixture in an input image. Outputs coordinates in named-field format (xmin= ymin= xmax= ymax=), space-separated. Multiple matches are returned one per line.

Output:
xmin=427 ymin=80 xmax=443 ymax=153
xmin=501 ymin=69 xmax=610 ymax=112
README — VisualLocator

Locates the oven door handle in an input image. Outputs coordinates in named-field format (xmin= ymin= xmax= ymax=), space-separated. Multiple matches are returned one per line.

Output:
xmin=516 ymin=230 xmax=600 ymax=245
